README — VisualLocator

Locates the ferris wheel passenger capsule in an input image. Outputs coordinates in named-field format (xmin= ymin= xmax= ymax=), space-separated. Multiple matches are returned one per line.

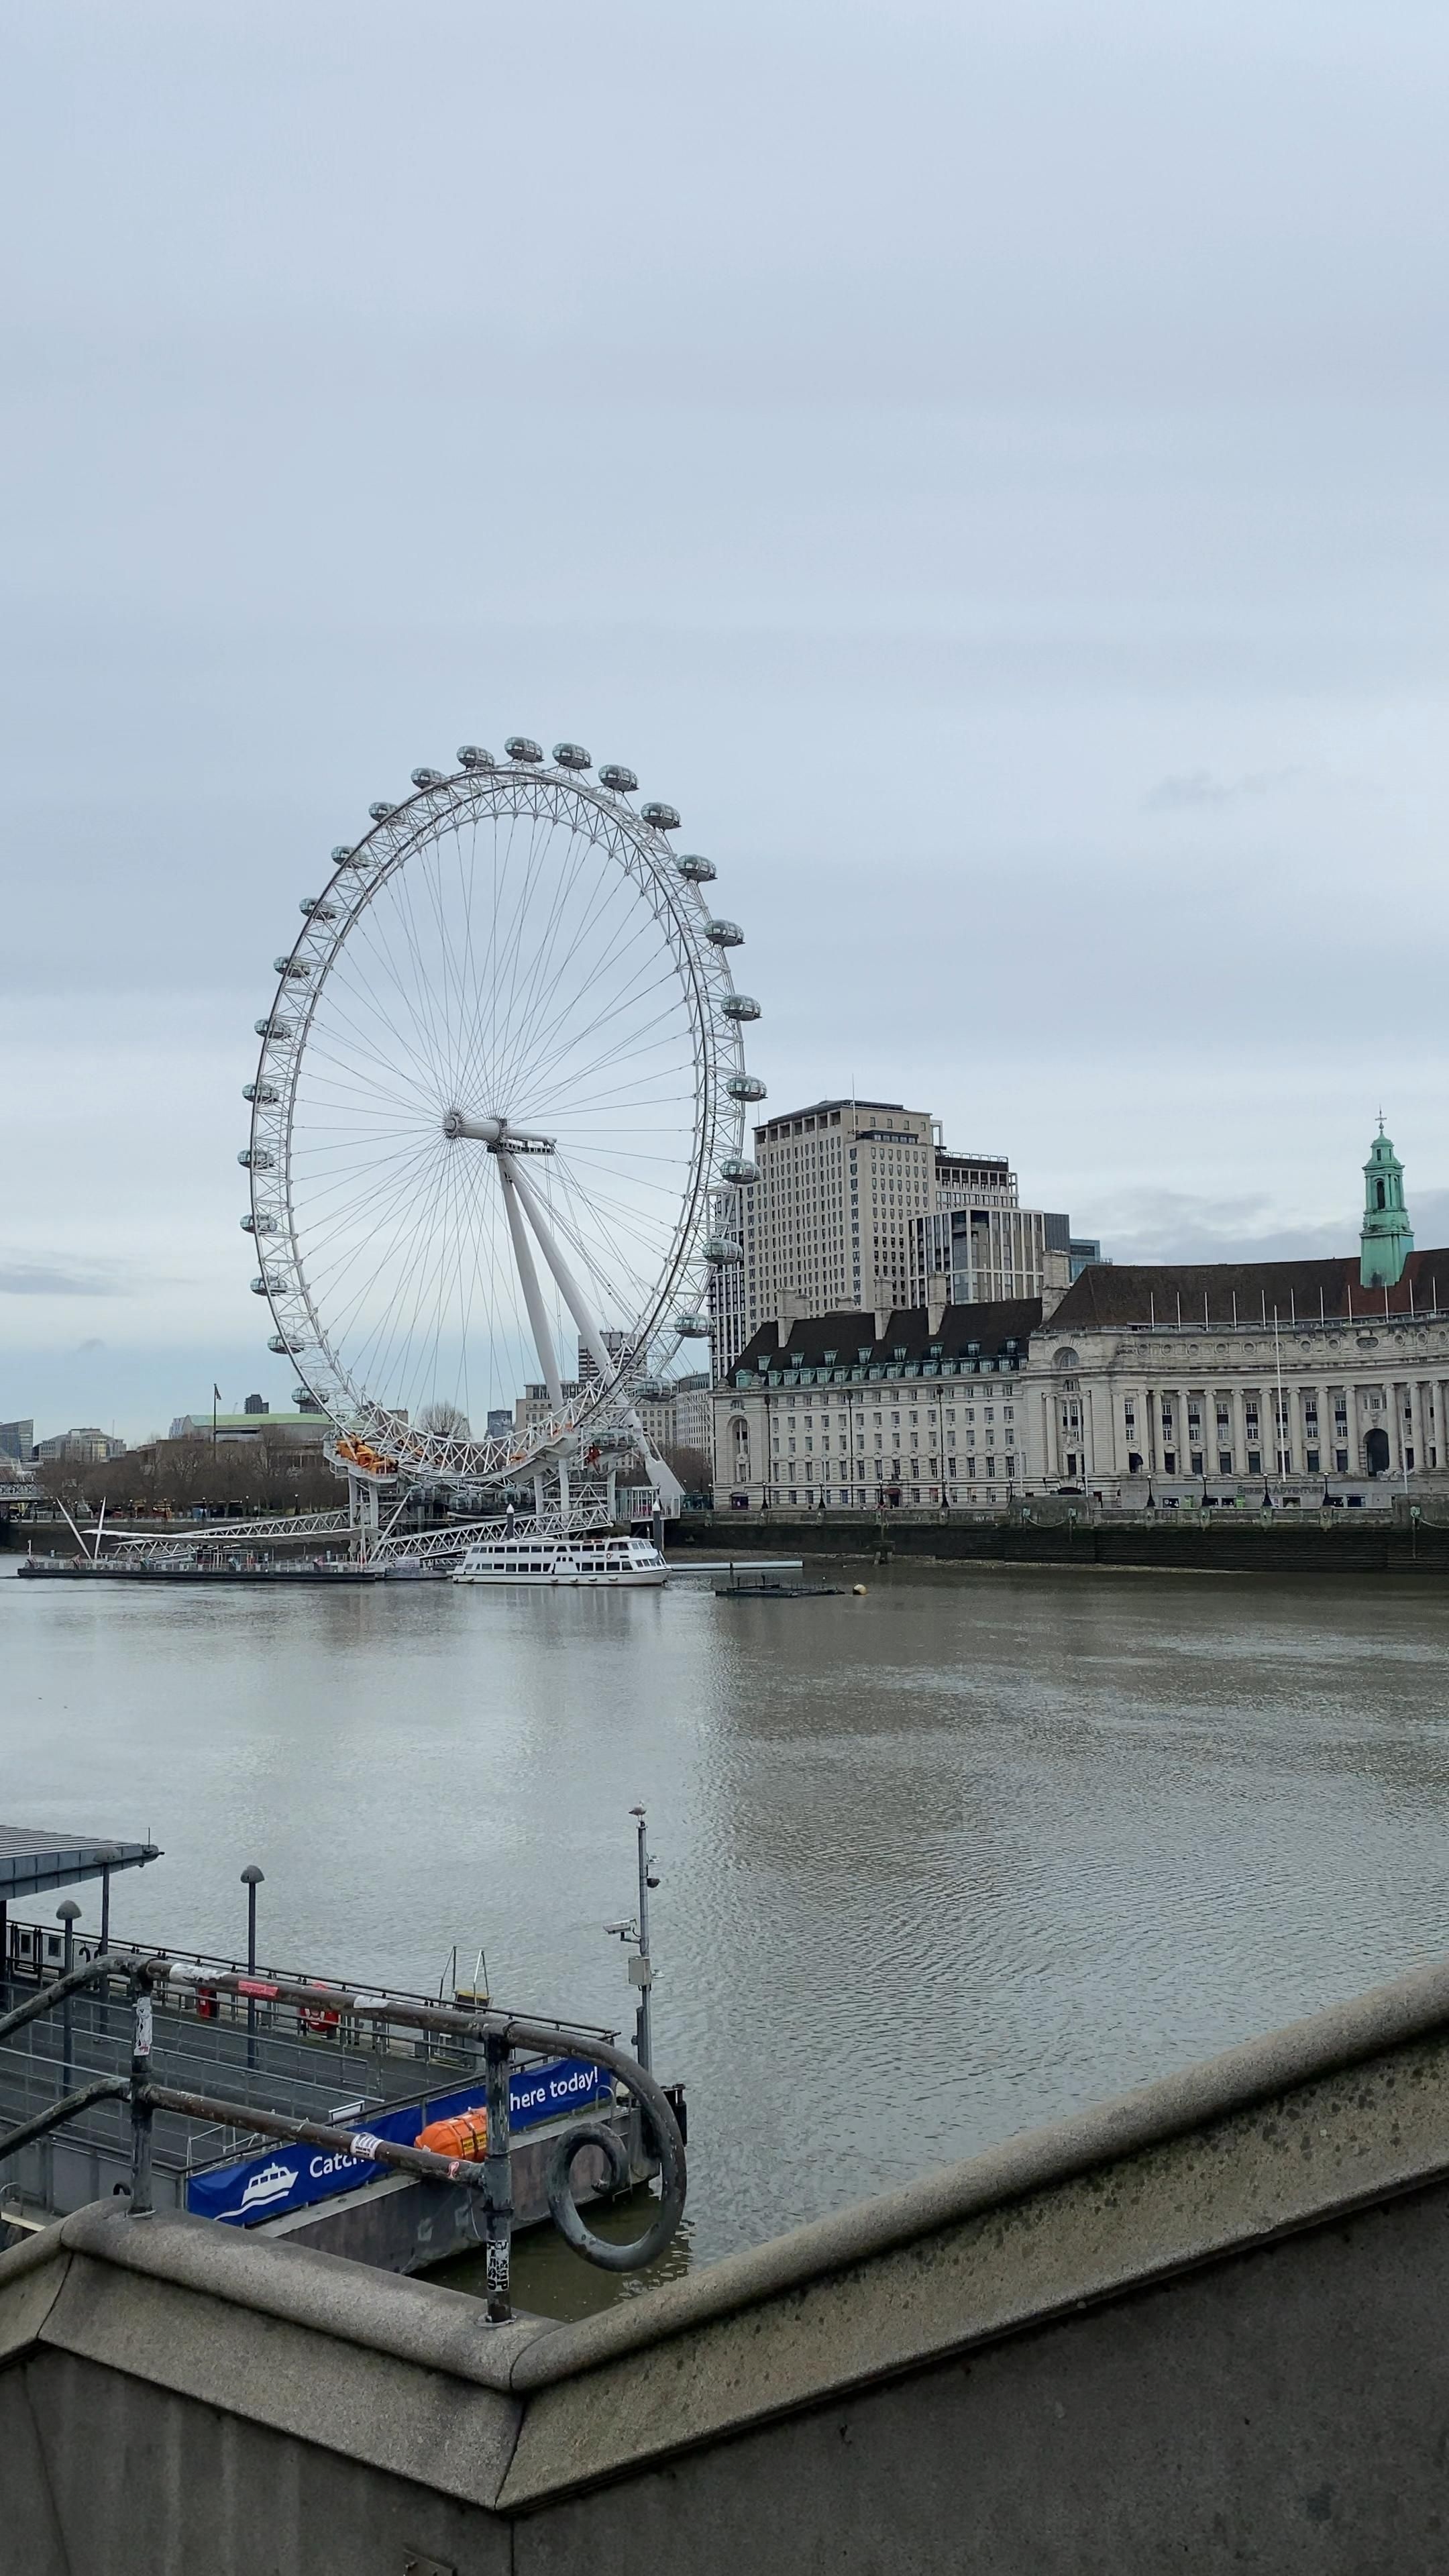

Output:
xmin=720 ymin=993 xmax=761 ymax=1020
xmin=719 ymin=1157 xmax=759 ymax=1185
xmin=505 ymin=737 xmax=543 ymax=763
xmin=331 ymin=845 xmax=354 ymax=863
xmin=552 ymin=743 xmax=591 ymax=769
xmin=274 ymin=956 xmax=311 ymax=978
xmin=675 ymin=853 xmax=715 ymax=881
xmin=598 ymin=763 xmax=637 ymax=792
xmin=255 ymin=1016 xmax=294 ymax=1039
xmin=242 ymin=1081 xmax=278 ymax=1104
xmin=727 ymin=1073 xmax=767 ymax=1102
xmin=250 ymin=1274 xmax=285 ymax=1297
xmin=237 ymin=1148 xmax=274 ymax=1170
xmin=411 ymin=767 xmax=445 ymax=788
xmin=299 ymin=898 xmax=337 ymax=920
xmin=368 ymin=801 xmax=397 ymax=820
xmin=268 ymin=1334 xmax=306 ymax=1355
xmin=704 ymin=1236 xmax=744 ymax=1264
xmin=642 ymin=802 xmax=680 ymax=830
xmin=674 ymin=1310 xmax=711 ymax=1338
xmin=705 ymin=918 xmax=743 ymax=947
xmin=458 ymin=746 xmax=495 ymax=770
xmin=241 ymin=1212 xmax=280 ymax=1234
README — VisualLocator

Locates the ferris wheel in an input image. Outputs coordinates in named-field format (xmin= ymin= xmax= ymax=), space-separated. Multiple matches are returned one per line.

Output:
xmin=240 ymin=738 xmax=764 ymax=1497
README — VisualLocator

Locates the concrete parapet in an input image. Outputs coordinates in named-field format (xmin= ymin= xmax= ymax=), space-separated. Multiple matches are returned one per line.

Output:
xmin=11 ymin=1957 xmax=1449 ymax=2567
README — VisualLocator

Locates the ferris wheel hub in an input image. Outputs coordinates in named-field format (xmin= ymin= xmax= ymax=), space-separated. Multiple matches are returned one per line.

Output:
xmin=441 ymin=1108 xmax=557 ymax=1153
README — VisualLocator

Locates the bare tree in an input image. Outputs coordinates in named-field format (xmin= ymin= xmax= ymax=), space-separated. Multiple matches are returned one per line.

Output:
xmin=417 ymin=1400 xmax=471 ymax=1439
xmin=663 ymin=1444 xmax=713 ymax=1500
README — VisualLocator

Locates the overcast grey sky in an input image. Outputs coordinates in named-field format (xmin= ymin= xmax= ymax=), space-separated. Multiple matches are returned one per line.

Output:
xmin=5 ymin=0 xmax=1449 ymax=1437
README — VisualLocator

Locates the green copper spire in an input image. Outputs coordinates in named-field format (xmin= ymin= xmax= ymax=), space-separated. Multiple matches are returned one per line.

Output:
xmin=1360 ymin=1114 xmax=1413 ymax=1288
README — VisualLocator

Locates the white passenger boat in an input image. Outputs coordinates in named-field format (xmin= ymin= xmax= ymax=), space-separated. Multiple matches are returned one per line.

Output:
xmin=453 ymin=1534 xmax=669 ymax=1588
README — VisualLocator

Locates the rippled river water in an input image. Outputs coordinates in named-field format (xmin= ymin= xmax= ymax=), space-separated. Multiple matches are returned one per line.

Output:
xmin=4 ymin=1560 xmax=1449 ymax=2304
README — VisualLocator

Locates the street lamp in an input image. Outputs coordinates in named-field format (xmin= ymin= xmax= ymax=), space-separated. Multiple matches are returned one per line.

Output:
xmin=240 ymin=1866 xmax=264 ymax=2069
xmin=56 ymin=1900 xmax=80 ymax=2090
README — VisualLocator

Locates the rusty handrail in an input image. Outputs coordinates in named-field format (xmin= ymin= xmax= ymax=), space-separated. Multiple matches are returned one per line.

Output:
xmin=0 ymin=1958 xmax=687 ymax=2318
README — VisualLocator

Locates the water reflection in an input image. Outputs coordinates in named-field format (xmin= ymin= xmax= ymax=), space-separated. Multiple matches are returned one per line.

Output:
xmin=5 ymin=1560 xmax=1449 ymax=2312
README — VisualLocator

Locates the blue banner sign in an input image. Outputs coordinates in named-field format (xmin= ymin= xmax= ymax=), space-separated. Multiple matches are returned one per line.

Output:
xmin=186 ymin=2053 xmax=612 ymax=2227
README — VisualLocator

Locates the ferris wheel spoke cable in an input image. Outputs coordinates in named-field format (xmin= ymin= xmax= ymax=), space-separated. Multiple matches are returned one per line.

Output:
xmin=500 ymin=882 xmax=671 ymax=1101
xmin=514 ymin=970 xmax=694 ymax=1123
xmin=305 ymin=1146 xmax=460 ymax=1350
xmin=308 ymin=958 xmax=457 ymax=1113
xmin=376 ymin=823 xmax=464 ymax=1069
xmin=486 ymin=830 xmax=651 ymax=1097
xmin=478 ymin=801 xmax=563 ymax=1103
xmin=477 ymin=814 xmax=601 ymax=1095
xmin=529 ymin=1164 xmax=659 ymax=1328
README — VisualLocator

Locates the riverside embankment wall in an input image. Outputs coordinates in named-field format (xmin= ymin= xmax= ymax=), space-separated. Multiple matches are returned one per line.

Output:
xmin=11 ymin=1957 xmax=1449 ymax=2571
xmin=672 ymin=1501 xmax=1449 ymax=1574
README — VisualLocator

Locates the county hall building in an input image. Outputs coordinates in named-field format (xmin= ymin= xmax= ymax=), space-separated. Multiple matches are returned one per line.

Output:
xmin=715 ymin=1126 xmax=1449 ymax=1513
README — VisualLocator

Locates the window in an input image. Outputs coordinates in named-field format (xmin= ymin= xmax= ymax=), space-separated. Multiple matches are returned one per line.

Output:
xmin=1336 ymin=1448 xmax=1349 ymax=1472
xmin=1218 ymin=1452 xmax=1232 ymax=1475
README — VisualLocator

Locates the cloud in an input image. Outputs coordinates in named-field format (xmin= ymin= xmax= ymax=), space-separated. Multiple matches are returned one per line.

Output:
xmin=0 ymin=1258 xmax=126 ymax=1297
xmin=76 ymin=1336 xmax=106 ymax=1352
xmin=1144 ymin=767 xmax=1301 ymax=812
xmin=1096 ymin=1184 xmax=1449 ymax=1267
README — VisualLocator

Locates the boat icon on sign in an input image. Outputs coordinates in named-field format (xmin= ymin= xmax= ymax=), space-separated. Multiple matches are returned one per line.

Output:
xmin=239 ymin=2159 xmax=296 ymax=2212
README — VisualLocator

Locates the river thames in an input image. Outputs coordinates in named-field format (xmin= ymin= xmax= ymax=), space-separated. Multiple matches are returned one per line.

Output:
xmin=5 ymin=1560 xmax=1449 ymax=2306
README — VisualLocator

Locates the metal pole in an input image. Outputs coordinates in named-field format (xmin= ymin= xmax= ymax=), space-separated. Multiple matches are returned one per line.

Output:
xmin=129 ymin=1974 xmax=155 ymax=2217
xmin=56 ymin=1902 xmax=80 ymax=2092
xmin=241 ymin=1866 xmax=264 ymax=2070
xmin=482 ymin=2032 xmax=513 ymax=2324
xmin=633 ymin=1805 xmax=653 ymax=2074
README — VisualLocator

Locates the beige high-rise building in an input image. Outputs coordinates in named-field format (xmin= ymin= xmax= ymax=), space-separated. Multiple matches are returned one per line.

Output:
xmin=712 ymin=1098 xmax=1084 ymax=1360
xmin=730 ymin=1098 xmax=936 ymax=1344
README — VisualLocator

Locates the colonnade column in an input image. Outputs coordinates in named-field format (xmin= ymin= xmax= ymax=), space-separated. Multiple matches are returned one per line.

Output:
xmin=1230 ymin=1385 xmax=1248 ymax=1477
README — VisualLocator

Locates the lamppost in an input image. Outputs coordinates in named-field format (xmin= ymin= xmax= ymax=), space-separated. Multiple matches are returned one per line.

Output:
xmin=56 ymin=1898 xmax=80 ymax=2090
xmin=240 ymin=1865 xmax=264 ymax=2070
xmin=605 ymin=1811 xmax=659 ymax=2074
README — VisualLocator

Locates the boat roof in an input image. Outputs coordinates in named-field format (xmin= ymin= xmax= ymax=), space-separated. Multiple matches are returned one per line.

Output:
xmin=0 ymin=1824 xmax=162 ymax=1902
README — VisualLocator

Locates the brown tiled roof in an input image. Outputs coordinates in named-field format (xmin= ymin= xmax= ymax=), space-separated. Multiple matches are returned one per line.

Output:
xmin=1050 ymin=1249 xmax=1449 ymax=1332
xmin=731 ymin=1301 xmax=1042 ymax=1376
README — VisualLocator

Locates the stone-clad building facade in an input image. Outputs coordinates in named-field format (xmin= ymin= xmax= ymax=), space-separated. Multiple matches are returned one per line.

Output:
xmin=715 ymin=1301 xmax=1038 ymax=1511
xmin=716 ymin=1264 xmax=1449 ymax=1512
xmin=1028 ymin=1249 xmax=1449 ymax=1506
xmin=714 ymin=1133 xmax=1449 ymax=1514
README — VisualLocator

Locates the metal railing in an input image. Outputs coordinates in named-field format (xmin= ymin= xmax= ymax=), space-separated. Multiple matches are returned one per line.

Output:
xmin=0 ymin=1957 xmax=686 ymax=2323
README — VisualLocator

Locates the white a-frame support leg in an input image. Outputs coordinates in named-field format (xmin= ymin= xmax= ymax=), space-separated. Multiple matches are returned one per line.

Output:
xmin=498 ymin=1155 xmax=564 ymax=1411
xmin=504 ymin=1150 xmax=684 ymax=1510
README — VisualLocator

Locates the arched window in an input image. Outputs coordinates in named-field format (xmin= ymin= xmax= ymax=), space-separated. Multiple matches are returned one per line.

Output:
xmin=1053 ymin=1348 xmax=1080 ymax=1373
xmin=1376 ymin=1179 xmax=1386 ymax=1209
